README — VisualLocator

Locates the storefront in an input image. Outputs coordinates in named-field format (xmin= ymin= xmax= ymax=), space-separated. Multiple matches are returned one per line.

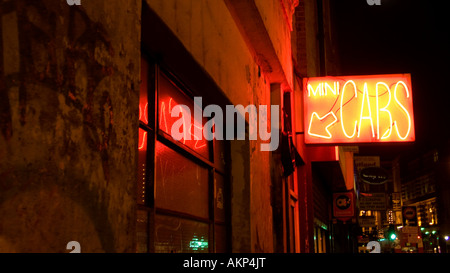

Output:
xmin=136 ymin=57 xmax=230 ymax=253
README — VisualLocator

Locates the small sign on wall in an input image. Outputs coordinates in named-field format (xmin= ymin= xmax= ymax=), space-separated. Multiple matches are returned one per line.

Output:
xmin=333 ymin=191 xmax=355 ymax=221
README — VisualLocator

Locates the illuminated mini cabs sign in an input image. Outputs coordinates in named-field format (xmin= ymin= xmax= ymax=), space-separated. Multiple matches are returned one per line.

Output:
xmin=303 ymin=74 xmax=415 ymax=144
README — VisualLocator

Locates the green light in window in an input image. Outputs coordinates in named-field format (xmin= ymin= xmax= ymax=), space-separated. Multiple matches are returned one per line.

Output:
xmin=189 ymin=234 xmax=208 ymax=251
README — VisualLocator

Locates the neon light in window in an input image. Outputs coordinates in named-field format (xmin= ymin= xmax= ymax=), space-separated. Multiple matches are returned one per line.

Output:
xmin=158 ymin=96 xmax=208 ymax=153
xmin=189 ymin=234 xmax=208 ymax=251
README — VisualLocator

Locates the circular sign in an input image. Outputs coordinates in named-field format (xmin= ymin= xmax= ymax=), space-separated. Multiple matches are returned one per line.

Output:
xmin=360 ymin=167 xmax=389 ymax=185
xmin=403 ymin=207 xmax=416 ymax=219
xmin=335 ymin=195 xmax=351 ymax=210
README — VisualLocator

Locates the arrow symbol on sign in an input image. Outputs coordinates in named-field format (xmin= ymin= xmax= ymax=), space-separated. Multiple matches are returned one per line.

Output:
xmin=308 ymin=111 xmax=338 ymax=139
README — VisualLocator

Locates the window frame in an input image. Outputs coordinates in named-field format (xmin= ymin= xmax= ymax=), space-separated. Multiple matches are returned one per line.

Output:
xmin=137 ymin=55 xmax=230 ymax=253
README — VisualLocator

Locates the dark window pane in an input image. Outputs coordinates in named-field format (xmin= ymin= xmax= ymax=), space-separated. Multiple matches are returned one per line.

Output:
xmin=138 ymin=128 xmax=148 ymax=205
xmin=215 ymin=172 xmax=226 ymax=223
xmin=214 ymin=224 xmax=227 ymax=253
xmin=158 ymin=72 xmax=209 ymax=158
xmin=155 ymin=141 xmax=209 ymax=218
xmin=214 ymin=138 xmax=226 ymax=172
xmin=136 ymin=210 xmax=148 ymax=253
xmin=155 ymin=214 xmax=209 ymax=253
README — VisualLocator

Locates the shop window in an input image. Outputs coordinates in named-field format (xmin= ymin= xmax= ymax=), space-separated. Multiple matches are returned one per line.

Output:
xmin=155 ymin=140 xmax=210 ymax=218
xmin=157 ymin=72 xmax=209 ymax=159
xmin=155 ymin=214 xmax=209 ymax=253
xmin=137 ymin=57 xmax=229 ymax=253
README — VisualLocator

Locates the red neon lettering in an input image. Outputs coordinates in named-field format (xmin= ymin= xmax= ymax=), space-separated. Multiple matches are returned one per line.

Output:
xmin=138 ymin=98 xmax=207 ymax=151
xmin=139 ymin=101 xmax=148 ymax=150
xmin=138 ymin=129 xmax=147 ymax=151
xmin=139 ymin=103 xmax=148 ymax=124
xmin=139 ymin=97 xmax=207 ymax=151
xmin=159 ymin=97 xmax=207 ymax=151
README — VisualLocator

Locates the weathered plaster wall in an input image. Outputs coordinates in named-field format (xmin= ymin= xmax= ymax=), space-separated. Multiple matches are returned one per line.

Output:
xmin=145 ymin=0 xmax=267 ymax=108
xmin=144 ymin=0 xmax=297 ymax=253
xmin=0 ymin=0 xmax=141 ymax=252
xmin=255 ymin=0 xmax=294 ymax=90
xmin=0 ymin=0 xmax=296 ymax=253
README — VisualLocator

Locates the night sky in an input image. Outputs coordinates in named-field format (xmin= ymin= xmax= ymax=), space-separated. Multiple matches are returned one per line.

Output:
xmin=332 ymin=0 xmax=450 ymax=159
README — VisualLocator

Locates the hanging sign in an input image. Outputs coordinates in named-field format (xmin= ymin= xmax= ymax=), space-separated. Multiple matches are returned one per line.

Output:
xmin=303 ymin=74 xmax=415 ymax=144
xmin=360 ymin=167 xmax=389 ymax=185
xmin=402 ymin=206 xmax=418 ymax=226
xmin=359 ymin=192 xmax=387 ymax=211
xmin=333 ymin=192 xmax=355 ymax=220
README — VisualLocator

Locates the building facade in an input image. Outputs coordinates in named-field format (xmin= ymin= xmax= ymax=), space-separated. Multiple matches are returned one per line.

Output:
xmin=0 ymin=0 xmax=355 ymax=253
xmin=393 ymin=141 xmax=450 ymax=253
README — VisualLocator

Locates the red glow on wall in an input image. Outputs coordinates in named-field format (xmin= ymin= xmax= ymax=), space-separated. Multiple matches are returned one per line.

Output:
xmin=303 ymin=74 xmax=415 ymax=144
